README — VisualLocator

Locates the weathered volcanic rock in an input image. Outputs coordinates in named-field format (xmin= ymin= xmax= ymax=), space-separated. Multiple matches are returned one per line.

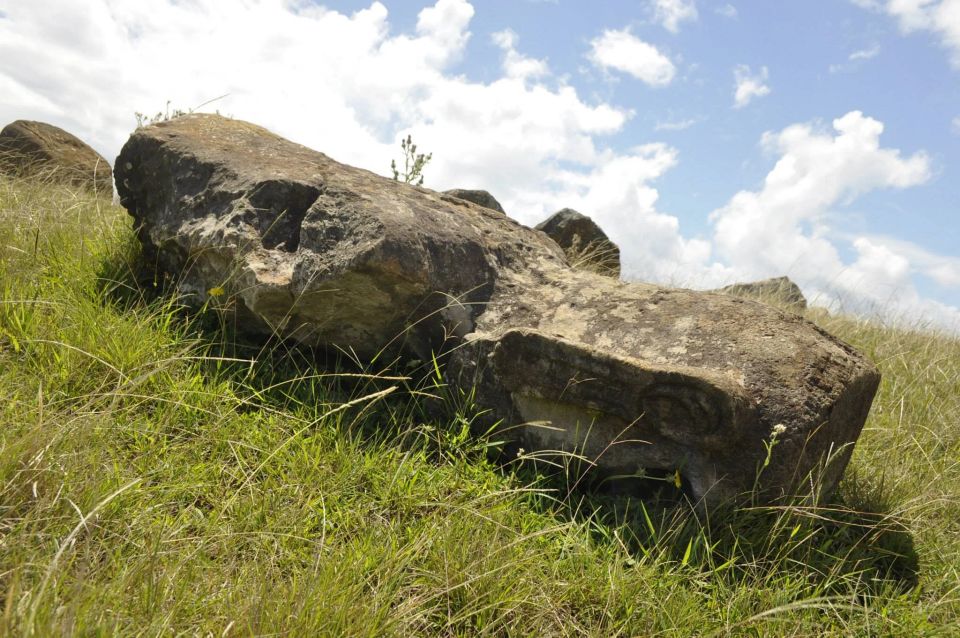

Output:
xmin=536 ymin=208 xmax=621 ymax=277
xmin=0 ymin=120 xmax=113 ymax=195
xmin=116 ymin=114 xmax=880 ymax=506
xmin=718 ymin=276 xmax=808 ymax=311
xmin=116 ymin=116 xmax=562 ymax=359
xmin=442 ymin=188 xmax=506 ymax=214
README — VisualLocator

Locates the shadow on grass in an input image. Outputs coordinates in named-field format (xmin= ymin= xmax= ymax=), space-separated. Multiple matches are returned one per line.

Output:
xmin=510 ymin=454 xmax=920 ymax=599
xmin=93 ymin=241 xmax=921 ymax=600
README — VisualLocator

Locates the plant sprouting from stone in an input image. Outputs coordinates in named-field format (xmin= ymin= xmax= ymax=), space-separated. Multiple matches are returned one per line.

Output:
xmin=135 ymin=94 xmax=230 ymax=129
xmin=135 ymin=101 xmax=188 ymax=129
xmin=391 ymin=134 xmax=432 ymax=186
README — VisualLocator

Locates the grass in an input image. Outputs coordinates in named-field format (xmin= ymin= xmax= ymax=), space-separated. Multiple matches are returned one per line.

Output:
xmin=562 ymin=236 xmax=621 ymax=278
xmin=0 ymin=175 xmax=958 ymax=636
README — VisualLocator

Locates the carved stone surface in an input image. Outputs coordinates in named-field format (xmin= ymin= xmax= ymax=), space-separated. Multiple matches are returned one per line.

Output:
xmin=116 ymin=114 xmax=880 ymax=506
xmin=718 ymin=276 xmax=808 ymax=310
xmin=535 ymin=208 xmax=621 ymax=277
xmin=442 ymin=188 xmax=506 ymax=214
xmin=0 ymin=120 xmax=113 ymax=195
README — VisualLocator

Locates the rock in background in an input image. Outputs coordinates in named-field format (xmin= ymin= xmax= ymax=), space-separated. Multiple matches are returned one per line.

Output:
xmin=442 ymin=188 xmax=506 ymax=214
xmin=717 ymin=276 xmax=808 ymax=311
xmin=536 ymin=208 xmax=621 ymax=277
xmin=116 ymin=114 xmax=880 ymax=507
xmin=0 ymin=120 xmax=113 ymax=196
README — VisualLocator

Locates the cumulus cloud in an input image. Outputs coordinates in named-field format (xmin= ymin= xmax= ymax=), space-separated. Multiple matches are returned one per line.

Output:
xmin=733 ymin=65 xmax=770 ymax=108
xmin=710 ymin=112 xmax=932 ymax=271
xmin=650 ymin=0 xmax=698 ymax=33
xmin=0 ymin=0 xmax=479 ymax=169
xmin=854 ymin=235 xmax=960 ymax=288
xmin=588 ymin=28 xmax=676 ymax=86
xmin=492 ymin=29 xmax=549 ymax=80
xmin=852 ymin=0 xmax=960 ymax=67
xmin=0 ymin=0 xmax=626 ymax=198
xmin=706 ymin=111 xmax=960 ymax=329
xmin=512 ymin=144 xmax=713 ymax=282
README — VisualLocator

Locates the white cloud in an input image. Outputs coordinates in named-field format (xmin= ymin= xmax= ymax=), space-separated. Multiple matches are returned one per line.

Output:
xmin=850 ymin=44 xmax=882 ymax=60
xmin=931 ymin=262 xmax=960 ymax=287
xmin=716 ymin=4 xmax=738 ymax=18
xmin=492 ymin=29 xmax=549 ymax=80
xmin=0 ymin=0 xmax=477 ymax=166
xmin=655 ymin=117 xmax=699 ymax=131
xmin=588 ymin=28 xmax=676 ymax=86
xmin=650 ymin=0 xmax=698 ymax=33
xmin=952 ymin=115 xmax=960 ymax=133
xmin=0 ymin=0 xmax=627 ymax=194
xmin=854 ymin=234 xmax=960 ymax=287
xmin=733 ymin=64 xmax=770 ymax=108
xmin=705 ymin=111 xmax=960 ymax=329
xmin=514 ymin=144 xmax=714 ymax=282
xmin=852 ymin=0 xmax=960 ymax=67
xmin=829 ymin=44 xmax=881 ymax=73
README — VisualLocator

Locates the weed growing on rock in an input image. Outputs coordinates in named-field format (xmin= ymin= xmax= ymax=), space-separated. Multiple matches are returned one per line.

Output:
xmin=134 ymin=95 xmax=230 ymax=129
xmin=134 ymin=101 xmax=187 ymax=129
xmin=391 ymin=134 xmax=432 ymax=186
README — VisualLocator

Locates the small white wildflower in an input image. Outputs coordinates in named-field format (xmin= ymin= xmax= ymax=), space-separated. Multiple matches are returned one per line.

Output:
xmin=772 ymin=423 xmax=787 ymax=437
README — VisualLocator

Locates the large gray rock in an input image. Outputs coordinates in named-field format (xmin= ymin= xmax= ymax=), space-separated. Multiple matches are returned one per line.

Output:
xmin=116 ymin=114 xmax=880 ymax=506
xmin=535 ymin=208 xmax=620 ymax=277
xmin=0 ymin=120 xmax=113 ymax=195
xmin=442 ymin=188 xmax=506 ymax=214
xmin=718 ymin=276 xmax=808 ymax=311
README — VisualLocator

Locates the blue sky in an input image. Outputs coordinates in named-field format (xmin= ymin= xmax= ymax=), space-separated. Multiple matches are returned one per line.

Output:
xmin=1 ymin=0 xmax=958 ymax=329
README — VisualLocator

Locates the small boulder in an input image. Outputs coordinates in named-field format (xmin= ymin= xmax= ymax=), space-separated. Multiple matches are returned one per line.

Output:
xmin=718 ymin=276 xmax=807 ymax=311
xmin=536 ymin=208 xmax=620 ymax=277
xmin=442 ymin=188 xmax=506 ymax=214
xmin=0 ymin=120 xmax=113 ymax=195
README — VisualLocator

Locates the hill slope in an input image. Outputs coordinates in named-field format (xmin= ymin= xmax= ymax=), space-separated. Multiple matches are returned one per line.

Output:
xmin=1 ymin=178 xmax=958 ymax=636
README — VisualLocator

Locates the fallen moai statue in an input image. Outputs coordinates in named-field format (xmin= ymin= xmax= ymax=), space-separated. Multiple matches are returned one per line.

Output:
xmin=116 ymin=114 xmax=880 ymax=506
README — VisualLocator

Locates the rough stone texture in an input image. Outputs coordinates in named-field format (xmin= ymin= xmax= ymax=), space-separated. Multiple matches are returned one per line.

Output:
xmin=718 ymin=276 xmax=808 ymax=311
xmin=535 ymin=208 xmax=621 ymax=277
xmin=442 ymin=188 xmax=506 ymax=215
xmin=0 ymin=120 xmax=113 ymax=195
xmin=116 ymin=114 xmax=880 ymax=506
xmin=116 ymin=116 xmax=563 ymax=359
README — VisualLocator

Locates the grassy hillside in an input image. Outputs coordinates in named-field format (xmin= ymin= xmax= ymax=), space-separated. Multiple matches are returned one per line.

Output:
xmin=0 ymin=177 xmax=958 ymax=636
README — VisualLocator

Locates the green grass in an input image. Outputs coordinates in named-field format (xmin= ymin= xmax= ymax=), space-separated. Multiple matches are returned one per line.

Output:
xmin=0 ymin=176 xmax=958 ymax=636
